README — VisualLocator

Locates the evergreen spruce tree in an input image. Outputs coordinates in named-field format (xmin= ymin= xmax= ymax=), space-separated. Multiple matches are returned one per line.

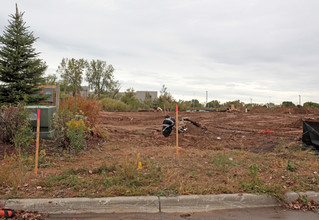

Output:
xmin=0 ymin=4 xmax=47 ymax=104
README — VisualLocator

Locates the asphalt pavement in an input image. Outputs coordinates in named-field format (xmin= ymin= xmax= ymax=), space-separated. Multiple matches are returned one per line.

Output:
xmin=48 ymin=207 xmax=319 ymax=220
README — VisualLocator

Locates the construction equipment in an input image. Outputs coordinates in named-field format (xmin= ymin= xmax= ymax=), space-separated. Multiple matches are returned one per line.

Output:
xmin=153 ymin=104 xmax=163 ymax=112
xmin=226 ymin=104 xmax=240 ymax=113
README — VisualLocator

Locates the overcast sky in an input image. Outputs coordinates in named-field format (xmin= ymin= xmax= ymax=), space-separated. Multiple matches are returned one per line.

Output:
xmin=1 ymin=0 xmax=319 ymax=104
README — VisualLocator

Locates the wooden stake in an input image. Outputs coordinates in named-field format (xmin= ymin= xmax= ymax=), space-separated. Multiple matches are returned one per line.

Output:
xmin=176 ymin=105 xmax=179 ymax=158
xmin=34 ymin=109 xmax=40 ymax=176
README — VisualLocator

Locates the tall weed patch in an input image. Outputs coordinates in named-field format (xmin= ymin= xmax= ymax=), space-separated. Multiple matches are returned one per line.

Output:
xmin=66 ymin=118 xmax=87 ymax=150
xmin=0 ymin=154 xmax=29 ymax=191
xmin=60 ymin=96 xmax=101 ymax=127
xmin=52 ymin=96 xmax=101 ymax=150
xmin=51 ymin=109 xmax=74 ymax=148
xmin=100 ymin=97 xmax=129 ymax=112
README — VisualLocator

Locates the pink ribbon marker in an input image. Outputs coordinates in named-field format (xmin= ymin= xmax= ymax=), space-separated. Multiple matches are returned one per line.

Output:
xmin=37 ymin=109 xmax=41 ymax=121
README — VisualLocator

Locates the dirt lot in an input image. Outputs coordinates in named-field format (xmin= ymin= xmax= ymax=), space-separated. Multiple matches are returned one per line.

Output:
xmin=98 ymin=108 xmax=319 ymax=153
xmin=1 ymin=107 xmax=319 ymax=200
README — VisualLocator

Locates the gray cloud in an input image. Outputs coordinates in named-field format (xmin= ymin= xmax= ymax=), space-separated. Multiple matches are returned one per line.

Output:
xmin=1 ymin=0 xmax=319 ymax=104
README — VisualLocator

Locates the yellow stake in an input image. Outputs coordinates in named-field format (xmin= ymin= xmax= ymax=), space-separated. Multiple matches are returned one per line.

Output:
xmin=137 ymin=152 xmax=142 ymax=169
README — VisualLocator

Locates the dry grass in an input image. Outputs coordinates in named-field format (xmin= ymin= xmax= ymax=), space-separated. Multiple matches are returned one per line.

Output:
xmin=0 ymin=141 xmax=318 ymax=201
xmin=0 ymin=153 xmax=30 ymax=196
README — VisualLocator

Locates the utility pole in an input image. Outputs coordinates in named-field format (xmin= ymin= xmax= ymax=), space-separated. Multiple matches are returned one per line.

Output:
xmin=299 ymin=95 xmax=301 ymax=106
xmin=206 ymin=91 xmax=208 ymax=107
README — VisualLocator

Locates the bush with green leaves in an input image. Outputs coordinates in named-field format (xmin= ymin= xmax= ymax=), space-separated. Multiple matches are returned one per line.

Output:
xmin=120 ymin=88 xmax=141 ymax=110
xmin=51 ymin=96 xmax=102 ymax=150
xmin=100 ymin=97 xmax=130 ymax=112
xmin=50 ymin=109 xmax=74 ymax=148
xmin=303 ymin=102 xmax=319 ymax=108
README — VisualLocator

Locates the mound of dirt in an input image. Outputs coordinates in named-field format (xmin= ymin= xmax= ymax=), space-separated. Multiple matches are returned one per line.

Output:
xmin=291 ymin=107 xmax=309 ymax=114
xmin=250 ymin=106 xmax=268 ymax=113
xmin=288 ymin=118 xmax=303 ymax=128
xmin=250 ymin=106 xmax=317 ymax=115
xmin=183 ymin=121 xmax=206 ymax=136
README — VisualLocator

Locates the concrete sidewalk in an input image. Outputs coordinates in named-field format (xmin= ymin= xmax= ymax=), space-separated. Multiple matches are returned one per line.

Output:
xmin=1 ymin=192 xmax=319 ymax=214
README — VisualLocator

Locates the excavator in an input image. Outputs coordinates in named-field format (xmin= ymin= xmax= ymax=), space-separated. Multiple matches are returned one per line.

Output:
xmin=226 ymin=104 xmax=240 ymax=113
xmin=153 ymin=104 xmax=163 ymax=112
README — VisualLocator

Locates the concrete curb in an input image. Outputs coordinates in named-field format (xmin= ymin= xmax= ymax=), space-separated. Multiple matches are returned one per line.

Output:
xmin=4 ymin=196 xmax=159 ymax=214
xmin=285 ymin=191 xmax=319 ymax=203
xmin=3 ymin=192 xmax=319 ymax=214
xmin=0 ymin=200 xmax=6 ymax=207
xmin=160 ymin=194 xmax=279 ymax=213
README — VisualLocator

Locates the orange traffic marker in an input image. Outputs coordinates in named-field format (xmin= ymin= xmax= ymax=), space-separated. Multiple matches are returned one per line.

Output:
xmin=0 ymin=209 xmax=15 ymax=218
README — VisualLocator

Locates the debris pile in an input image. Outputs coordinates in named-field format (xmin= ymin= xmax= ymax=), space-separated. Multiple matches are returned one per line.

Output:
xmin=0 ymin=209 xmax=46 ymax=219
xmin=285 ymin=197 xmax=319 ymax=212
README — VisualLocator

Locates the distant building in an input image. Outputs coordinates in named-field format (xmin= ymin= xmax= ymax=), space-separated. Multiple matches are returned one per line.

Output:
xmin=118 ymin=90 xmax=158 ymax=102
xmin=135 ymin=91 xmax=157 ymax=102
xmin=80 ymin=86 xmax=89 ymax=97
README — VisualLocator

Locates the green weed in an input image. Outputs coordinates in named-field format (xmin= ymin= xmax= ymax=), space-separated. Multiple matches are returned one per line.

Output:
xmin=38 ymin=149 xmax=55 ymax=168
xmin=93 ymin=163 xmax=116 ymax=174
xmin=299 ymin=195 xmax=308 ymax=203
xmin=153 ymin=189 xmax=178 ymax=197
xmin=240 ymin=164 xmax=262 ymax=192
xmin=286 ymin=160 xmax=296 ymax=172
xmin=111 ymin=146 xmax=121 ymax=151
xmin=210 ymin=153 xmax=235 ymax=173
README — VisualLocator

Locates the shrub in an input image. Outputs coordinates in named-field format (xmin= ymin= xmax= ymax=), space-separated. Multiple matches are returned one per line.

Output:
xmin=51 ymin=96 xmax=101 ymax=150
xmin=66 ymin=118 xmax=87 ymax=151
xmin=120 ymin=88 xmax=141 ymax=110
xmin=0 ymin=104 xmax=32 ymax=149
xmin=100 ymin=98 xmax=130 ymax=112
xmin=282 ymin=101 xmax=295 ymax=107
xmin=50 ymin=109 xmax=74 ymax=148
xmin=303 ymin=102 xmax=319 ymax=108
xmin=12 ymin=124 xmax=33 ymax=149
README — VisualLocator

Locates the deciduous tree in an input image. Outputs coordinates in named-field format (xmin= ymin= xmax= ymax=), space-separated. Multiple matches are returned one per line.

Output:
xmin=303 ymin=102 xmax=319 ymax=108
xmin=57 ymin=58 xmax=87 ymax=96
xmin=282 ymin=101 xmax=295 ymax=107
xmin=158 ymin=84 xmax=174 ymax=109
xmin=206 ymin=100 xmax=220 ymax=108
xmin=86 ymin=59 xmax=119 ymax=98
xmin=121 ymin=88 xmax=140 ymax=110
xmin=44 ymin=74 xmax=57 ymax=85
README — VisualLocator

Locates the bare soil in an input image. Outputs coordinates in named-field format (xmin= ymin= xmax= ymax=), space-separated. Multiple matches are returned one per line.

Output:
xmin=98 ymin=108 xmax=319 ymax=153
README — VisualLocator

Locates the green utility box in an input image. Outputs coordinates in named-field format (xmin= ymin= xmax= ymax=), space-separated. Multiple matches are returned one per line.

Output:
xmin=25 ymin=106 xmax=56 ymax=139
